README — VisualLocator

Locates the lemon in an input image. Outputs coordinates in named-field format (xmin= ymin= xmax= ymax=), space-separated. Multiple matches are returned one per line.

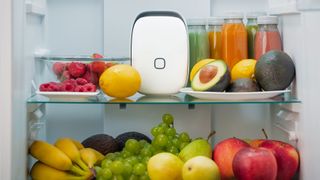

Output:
xmin=148 ymin=153 xmax=183 ymax=180
xmin=231 ymin=59 xmax=257 ymax=82
xmin=190 ymin=59 xmax=215 ymax=82
xmin=99 ymin=64 xmax=141 ymax=98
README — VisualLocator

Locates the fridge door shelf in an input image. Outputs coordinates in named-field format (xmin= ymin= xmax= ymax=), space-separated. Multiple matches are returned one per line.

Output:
xmin=26 ymin=92 xmax=301 ymax=105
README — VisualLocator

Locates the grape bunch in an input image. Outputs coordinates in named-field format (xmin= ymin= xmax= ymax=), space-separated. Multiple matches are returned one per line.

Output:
xmin=95 ymin=114 xmax=192 ymax=180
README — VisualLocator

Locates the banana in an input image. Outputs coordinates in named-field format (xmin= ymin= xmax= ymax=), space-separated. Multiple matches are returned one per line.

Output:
xmin=80 ymin=148 xmax=104 ymax=168
xmin=72 ymin=139 xmax=84 ymax=150
xmin=55 ymin=138 xmax=89 ymax=171
xmin=29 ymin=140 xmax=87 ymax=176
xmin=30 ymin=161 xmax=89 ymax=180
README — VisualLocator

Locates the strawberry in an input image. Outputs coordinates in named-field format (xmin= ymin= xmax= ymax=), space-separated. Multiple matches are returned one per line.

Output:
xmin=76 ymin=78 xmax=88 ymax=85
xmin=52 ymin=62 xmax=65 ymax=76
xmin=91 ymin=61 xmax=107 ymax=75
xmin=68 ymin=62 xmax=86 ymax=78
xmin=92 ymin=53 xmax=104 ymax=59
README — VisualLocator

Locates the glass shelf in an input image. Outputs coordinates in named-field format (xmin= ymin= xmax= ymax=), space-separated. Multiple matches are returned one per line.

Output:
xmin=35 ymin=55 xmax=130 ymax=62
xmin=26 ymin=92 xmax=301 ymax=105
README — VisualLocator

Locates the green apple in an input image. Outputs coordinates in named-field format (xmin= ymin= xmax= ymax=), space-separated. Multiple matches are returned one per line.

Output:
xmin=182 ymin=156 xmax=220 ymax=180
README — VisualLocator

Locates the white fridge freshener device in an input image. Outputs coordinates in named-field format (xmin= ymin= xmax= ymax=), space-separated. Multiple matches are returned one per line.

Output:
xmin=131 ymin=11 xmax=189 ymax=95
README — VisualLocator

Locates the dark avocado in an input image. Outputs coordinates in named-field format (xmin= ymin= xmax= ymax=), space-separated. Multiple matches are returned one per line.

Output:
xmin=191 ymin=60 xmax=231 ymax=92
xmin=82 ymin=134 xmax=119 ymax=155
xmin=227 ymin=78 xmax=261 ymax=92
xmin=115 ymin=132 xmax=151 ymax=150
xmin=255 ymin=50 xmax=295 ymax=91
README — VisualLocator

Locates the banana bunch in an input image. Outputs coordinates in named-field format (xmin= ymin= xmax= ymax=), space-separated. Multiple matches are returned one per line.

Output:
xmin=29 ymin=138 xmax=104 ymax=180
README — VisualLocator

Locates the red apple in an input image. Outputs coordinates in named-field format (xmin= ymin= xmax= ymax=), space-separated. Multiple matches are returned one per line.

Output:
xmin=213 ymin=138 xmax=249 ymax=179
xmin=260 ymin=140 xmax=299 ymax=180
xmin=233 ymin=147 xmax=277 ymax=180
xmin=249 ymin=139 xmax=266 ymax=148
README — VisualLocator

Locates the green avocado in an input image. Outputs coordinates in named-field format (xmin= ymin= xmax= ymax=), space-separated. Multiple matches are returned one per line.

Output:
xmin=255 ymin=50 xmax=295 ymax=91
xmin=227 ymin=78 xmax=261 ymax=92
xmin=82 ymin=134 xmax=119 ymax=155
xmin=191 ymin=60 xmax=230 ymax=92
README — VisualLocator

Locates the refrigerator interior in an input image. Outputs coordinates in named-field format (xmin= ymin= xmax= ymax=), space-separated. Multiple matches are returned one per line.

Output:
xmin=1 ymin=0 xmax=320 ymax=179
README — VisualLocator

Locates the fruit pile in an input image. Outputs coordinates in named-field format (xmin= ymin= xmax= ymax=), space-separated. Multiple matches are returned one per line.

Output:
xmin=39 ymin=53 xmax=115 ymax=92
xmin=191 ymin=50 xmax=296 ymax=92
xmin=94 ymin=114 xmax=193 ymax=180
xmin=29 ymin=138 xmax=104 ymax=179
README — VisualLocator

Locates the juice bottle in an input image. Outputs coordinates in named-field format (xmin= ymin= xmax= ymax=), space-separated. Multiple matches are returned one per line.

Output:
xmin=187 ymin=19 xmax=210 ymax=83
xmin=254 ymin=16 xmax=282 ymax=60
xmin=222 ymin=13 xmax=248 ymax=69
xmin=207 ymin=17 xmax=223 ymax=59
xmin=246 ymin=12 xmax=266 ymax=59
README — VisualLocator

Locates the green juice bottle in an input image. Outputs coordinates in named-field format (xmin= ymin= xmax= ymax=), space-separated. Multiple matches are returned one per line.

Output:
xmin=246 ymin=12 xmax=266 ymax=59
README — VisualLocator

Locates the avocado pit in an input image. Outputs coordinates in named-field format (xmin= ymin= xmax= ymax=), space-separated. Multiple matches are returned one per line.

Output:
xmin=199 ymin=65 xmax=218 ymax=84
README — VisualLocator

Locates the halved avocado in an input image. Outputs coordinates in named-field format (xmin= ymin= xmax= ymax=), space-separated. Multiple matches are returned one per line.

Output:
xmin=191 ymin=60 xmax=231 ymax=92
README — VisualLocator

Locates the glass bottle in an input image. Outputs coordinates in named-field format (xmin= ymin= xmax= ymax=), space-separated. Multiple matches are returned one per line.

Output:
xmin=246 ymin=12 xmax=266 ymax=59
xmin=222 ymin=13 xmax=248 ymax=69
xmin=254 ymin=16 xmax=282 ymax=60
xmin=207 ymin=17 xmax=223 ymax=59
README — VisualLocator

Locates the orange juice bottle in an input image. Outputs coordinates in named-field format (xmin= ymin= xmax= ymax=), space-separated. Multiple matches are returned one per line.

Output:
xmin=222 ymin=13 xmax=248 ymax=69
xmin=207 ymin=17 xmax=223 ymax=59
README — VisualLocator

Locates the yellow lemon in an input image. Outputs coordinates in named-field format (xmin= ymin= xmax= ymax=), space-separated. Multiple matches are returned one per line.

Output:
xmin=190 ymin=59 xmax=215 ymax=82
xmin=99 ymin=64 xmax=141 ymax=98
xmin=231 ymin=59 xmax=257 ymax=81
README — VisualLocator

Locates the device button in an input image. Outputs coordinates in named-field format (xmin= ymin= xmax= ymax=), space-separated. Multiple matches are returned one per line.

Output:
xmin=154 ymin=58 xmax=166 ymax=69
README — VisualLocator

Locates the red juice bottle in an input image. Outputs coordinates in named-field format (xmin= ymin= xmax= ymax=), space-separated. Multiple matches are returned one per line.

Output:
xmin=254 ymin=16 xmax=282 ymax=60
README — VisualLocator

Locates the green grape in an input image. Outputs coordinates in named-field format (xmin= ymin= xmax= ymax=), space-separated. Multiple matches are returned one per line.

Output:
xmin=105 ymin=153 xmax=117 ymax=160
xmin=166 ymin=140 xmax=173 ymax=148
xmin=125 ymin=156 xmax=139 ymax=166
xmin=167 ymin=146 xmax=179 ymax=154
xmin=139 ymin=174 xmax=150 ymax=180
xmin=151 ymin=127 xmax=159 ymax=137
xmin=165 ymin=127 xmax=176 ymax=136
xmin=95 ymin=166 xmax=102 ymax=175
xmin=172 ymin=138 xmax=181 ymax=147
xmin=121 ymin=150 xmax=133 ymax=158
xmin=157 ymin=127 xmax=165 ymax=135
xmin=142 ymin=156 xmax=150 ymax=164
xmin=115 ymin=157 xmax=124 ymax=161
xmin=100 ymin=168 xmax=113 ymax=179
xmin=114 ymin=175 xmax=124 ymax=180
xmin=162 ymin=113 xmax=174 ymax=125
xmin=159 ymin=122 xmax=169 ymax=129
xmin=154 ymin=134 xmax=169 ymax=147
xmin=114 ymin=152 xmax=121 ymax=157
xmin=137 ymin=155 xmax=143 ymax=162
xmin=140 ymin=147 xmax=153 ymax=157
xmin=125 ymin=139 xmax=141 ymax=154
xmin=123 ymin=162 xmax=133 ymax=176
xmin=139 ymin=140 xmax=149 ymax=147
xmin=152 ymin=149 xmax=163 ymax=155
xmin=179 ymin=132 xmax=191 ymax=142
xmin=128 ymin=175 xmax=139 ymax=180
xmin=101 ymin=159 xmax=113 ymax=168
xmin=133 ymin=163 xmax=146 ymax=176
xmin=179 ymin=142 xmax=189 ymax=150
xmin=110 ymin=160 xmax=124 ymax=175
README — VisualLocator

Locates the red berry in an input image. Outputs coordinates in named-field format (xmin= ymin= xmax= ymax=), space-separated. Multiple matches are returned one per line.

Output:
xmin=105 ymin=62 xmax=114 ymax=69
xmin=60 ymin=71 xmax=72 ymax=81
xmin=76 ymin=78 xmax=88 ymax=85
xmin=74 ymin=85 xmax=86 ymax=92
xmin=48 ymin=82 xmax=60 ymax=91
xmin=63 ymin=79 xmax=77 ymax=86
xmin=52 ymin=62 xmax=65 ymax=76
xmin=60 ymin=82 xmax=75 ymax=92
xmin=91 ymin=61 xmax=107 ymax=74
xmin=83 ymin=70 xmax=99 ymax=85
xmin=92 ymin=53 xmax=104 ymax=59
xmin=39 ymin=83 xmax=50 ymax=91
xmin=68 ymin=62 xmax=86 ymax=78
xmin=84 ymin=83 xmax=96 ymax=92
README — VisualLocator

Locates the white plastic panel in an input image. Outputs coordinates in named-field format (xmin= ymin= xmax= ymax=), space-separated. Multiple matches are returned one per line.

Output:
xmin=298 ymin=0 xmax=320 ymax=10
xmin=211 ymin=0 xmax=268 ymax=16
xmin=268 ymin=0 xmax=299 ymax=15
xmin=104 ymin=0 xmax=210 ymax=57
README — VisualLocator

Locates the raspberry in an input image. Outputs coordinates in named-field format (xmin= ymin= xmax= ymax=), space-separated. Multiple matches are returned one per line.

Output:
xmin=48 ymin=82 xmax=60 ymax=91
xmin=76 ymin=78 xmax=88 ymax=85
xmin=52 ymin=62 xmax=65 ymax=76
xmin=63 ymin=79 xmax=77 ymax=86
xmin=83 ymin=70 xmax=99 ymax=85
xmin=60 ymin=71 xmax=71 ymax=82
xmin=39 ymin=83 xmax=50 ymax=91
xmin=74 ymin=85 xmax=86 ymax=92
xmin=60 ymin=82 xmax=75 ymax=92
xmin=68 ymin=62 xmax=86 ymax=78
xmin=84 ymin=83 xmax=96 ymax=92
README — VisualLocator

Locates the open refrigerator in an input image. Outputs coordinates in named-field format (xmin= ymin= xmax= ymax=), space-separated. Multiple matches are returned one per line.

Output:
xmin=1 ymin=0 xmax=320 ymax=179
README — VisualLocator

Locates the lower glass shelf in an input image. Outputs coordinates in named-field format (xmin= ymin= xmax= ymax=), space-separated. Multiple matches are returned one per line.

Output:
xmin=26 ymin=92 xmax=301 ymax=105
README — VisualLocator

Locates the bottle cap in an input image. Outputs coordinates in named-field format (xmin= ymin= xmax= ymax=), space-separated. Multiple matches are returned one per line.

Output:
xmin=207 ymin=17 xmax=224 ymax=25
xmin=257 ymin=16 xmax=278 ymax=24
xmin=187 ymin=18 xmax=207 ymax=26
